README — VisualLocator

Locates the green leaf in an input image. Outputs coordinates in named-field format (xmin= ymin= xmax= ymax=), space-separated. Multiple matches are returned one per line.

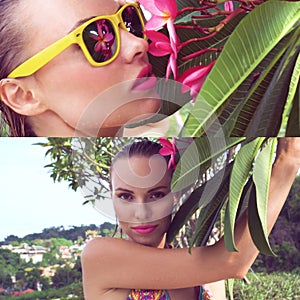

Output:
xmin=247 ymin=181 xmax=274 ymax=256
xmin=167 ymin=186 xmax=205 ymax=244
xmin=251 ymin=138 xmax=277 ymax=256
xmin=286 ymin=82 xmax=300 ymax=136
xmin=227 ymin=279 xmax=235 ymax=300
xmin=224 ymin=175 xmax=258 ymax=251
xmin=171 ymin=137 xmax=244 ymax=192
xmin=224 ymin=138 xmax=265 ymax=252
xmin=191 ymin=163 xmax=233 ymax=247
xmin=167 ymin=162 xmax=233 ymax=244
xmin=211 ymin=32 xmax=298 ymax=137
xmin=244 ymin=31 xmax=300 ymax=136
xmin=182 ymin=1 xmax=300 ymax=136
xmin=281 ymin=52 xmax=300 ymax=135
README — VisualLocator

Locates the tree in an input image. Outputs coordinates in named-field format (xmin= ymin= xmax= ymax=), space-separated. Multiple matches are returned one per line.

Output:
xmin=39 ymin=276 xmax=51 ymax=291
xmin=15 ymin=270 xmax=25 ymax=282
xmin=99 ymin=222 xmax=117 ymax=237
xmin=3 ymin=274 xmax=13 ymax=289
xmin=52 ymin=264 xmax=81 ymax=288
xmin=73 ymin=258 xmax=82 ymax=276
xmin=42 ymin=252 xmax=61 ymax=267
xmin=25 ymin=268 xmax=42 ymax=290
xmin=4 ymin=235 xmax=20 ymax=244
xmin=36 ymin=138 xmax=144 ymax=208
xmin=52 ymin=267 xmax=71 ymax=288
xmin=0 ymin=249 xmax=21 ymax=275
xmin=36 ymin=138 xmax=137 ymax=193
xmin=0 ymin=269 xmax=6 ymax=288
xmin=49 ymin=238 xmax=73 ymax=248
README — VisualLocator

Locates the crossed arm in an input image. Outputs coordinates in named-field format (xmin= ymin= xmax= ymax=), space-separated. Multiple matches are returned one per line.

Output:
xmin=81 ymin=138 xmax=300 ymax=295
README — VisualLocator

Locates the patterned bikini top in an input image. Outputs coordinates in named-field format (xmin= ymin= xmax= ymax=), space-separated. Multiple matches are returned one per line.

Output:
xmin=127 ymin=286 xmax=214 ymax=300
xmin=127 ymin=289 xmax=170 ymax=300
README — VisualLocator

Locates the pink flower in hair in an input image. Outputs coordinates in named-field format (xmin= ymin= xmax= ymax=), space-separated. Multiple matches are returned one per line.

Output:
xmin=158 ymin=137 xmax=178 ymax=170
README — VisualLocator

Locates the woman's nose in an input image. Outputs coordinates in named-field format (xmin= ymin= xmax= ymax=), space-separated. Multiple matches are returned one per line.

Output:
xmin=133 ymin=202 xmax=151 ymax=222
xmin=119 ymin=29 xmax=149 ymax=64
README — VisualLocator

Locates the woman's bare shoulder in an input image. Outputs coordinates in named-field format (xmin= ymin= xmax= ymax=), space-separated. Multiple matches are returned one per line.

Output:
xmin=81 ymin=237 xmax=144 ymax=267
xmin=82 ymin=237 xmax=119 ymax=261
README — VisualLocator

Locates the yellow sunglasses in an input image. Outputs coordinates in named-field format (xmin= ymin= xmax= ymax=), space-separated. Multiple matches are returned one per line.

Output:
xmin=8 ymin=3 xmax=145 ymax=79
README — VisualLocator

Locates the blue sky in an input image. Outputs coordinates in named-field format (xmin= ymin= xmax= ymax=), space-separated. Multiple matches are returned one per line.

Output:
xmin=0 ymin=138 xmax=112 ymax=242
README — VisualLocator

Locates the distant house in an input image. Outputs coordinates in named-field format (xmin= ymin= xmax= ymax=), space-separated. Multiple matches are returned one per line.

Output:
xmin=1 ymin=240 xmax=87 ymax=265
xmin=57 ymin=245 xmax=72 ymax=260
xmin=8 ymin=243 xmax=48 ymax=264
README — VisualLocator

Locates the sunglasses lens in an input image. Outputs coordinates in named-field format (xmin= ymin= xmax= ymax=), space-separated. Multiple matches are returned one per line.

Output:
xmin=83 ymin=19 xmax=118 ymax=63
xmin=122 ymin=6 xmax=144 ymax=38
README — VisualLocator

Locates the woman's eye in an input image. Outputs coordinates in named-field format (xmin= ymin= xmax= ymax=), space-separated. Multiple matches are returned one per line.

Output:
xmin=149 ymin=192 xmax=166 ymax=200
xmin=118 ymin=193 xmax=133 ymax=201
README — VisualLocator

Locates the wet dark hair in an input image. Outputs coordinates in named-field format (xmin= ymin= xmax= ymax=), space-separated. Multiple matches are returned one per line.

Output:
xmin=110 ymin=139 xmax=171 ymax=183
xmin=0 ymin=0 xmax=33 ymax=137
xmin=111 ymin=139 xmax=170 ymax=168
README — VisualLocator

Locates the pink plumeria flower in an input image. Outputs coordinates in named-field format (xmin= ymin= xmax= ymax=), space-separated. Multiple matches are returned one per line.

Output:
xmin=140 ymin=0 xmax=178 ymax=62
xmin=158 ymin=137 xmax=178 ymax=170
xmin=178 ymin=61 xmax=216 ymax=102
xmin=90 ymin=20 xmax=115 ymax=60
xmin=146 ymin=30 xmax=179 ymax=79
xmin=224 ymin=1 xmax=235 ymax=12
xmin=139 ymin=0 xmax=177 ymax=31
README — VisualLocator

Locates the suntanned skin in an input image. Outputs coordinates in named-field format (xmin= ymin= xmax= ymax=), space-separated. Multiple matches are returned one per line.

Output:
xmin=81 ymin=138 xmax=300 ymax=300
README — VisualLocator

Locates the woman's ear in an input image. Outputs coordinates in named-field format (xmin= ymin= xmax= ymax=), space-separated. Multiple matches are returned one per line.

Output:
xmin=0 ymin=79 xmax=47 ymax=116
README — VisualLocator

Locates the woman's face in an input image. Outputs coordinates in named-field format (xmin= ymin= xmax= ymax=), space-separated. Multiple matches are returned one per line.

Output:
xmin=111 ymin=155 xmax=174 ymax=248
xmin=17 ymin=0 xmax=161 ymax=136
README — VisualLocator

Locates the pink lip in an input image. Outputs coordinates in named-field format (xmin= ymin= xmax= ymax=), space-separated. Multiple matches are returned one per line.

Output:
xmin=132 ymin=65 xmax=157 ymax=91
xmin=131 ymin=225 xmax=158 ymax=234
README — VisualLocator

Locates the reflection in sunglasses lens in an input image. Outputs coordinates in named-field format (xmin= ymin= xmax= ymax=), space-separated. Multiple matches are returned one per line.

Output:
xmin=82 ymin=6 xmax=143 ymax=64
xmin=122 ymin=7 xmax=144 ymax=38
xmin=83 ymin=20 xmax=117 ymax=63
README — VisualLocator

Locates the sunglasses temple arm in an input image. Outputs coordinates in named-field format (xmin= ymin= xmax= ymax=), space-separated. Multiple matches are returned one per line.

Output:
xmin=8 ymin=34 xmax=76 ymax=78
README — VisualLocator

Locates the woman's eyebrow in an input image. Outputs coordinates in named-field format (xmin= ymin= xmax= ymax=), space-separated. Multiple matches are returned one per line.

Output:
xmin=148 ymin=186 xmax=169 ymax=193
xmin=68 ymin=16 xmax=96 ymax=34
xmin=115 ymin=188 xmax=134 ymax=193
xmin=67 ymin=6 xmax=122 ymax=34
